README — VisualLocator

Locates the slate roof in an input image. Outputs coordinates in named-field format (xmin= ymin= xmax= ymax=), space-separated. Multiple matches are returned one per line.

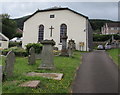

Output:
xmin=24 ymin=7 xmax=88 ymax=22
xmin=0 ymin=32 xmax=9 ymax=41
xmin=107 ymin=23 xmax=120 ymax=27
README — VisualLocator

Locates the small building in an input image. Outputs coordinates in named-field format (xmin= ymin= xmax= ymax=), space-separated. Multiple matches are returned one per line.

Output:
xmin=0 ymin=32 xmax=9 ymax=49
xmin=101 ymin=23 xmax=120 ymax=35
xmin=22 ymin=7 xmax=93 ymax=51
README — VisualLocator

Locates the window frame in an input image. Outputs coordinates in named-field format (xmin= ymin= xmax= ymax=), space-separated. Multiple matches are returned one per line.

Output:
xmin=38 ymin=24 xmax=44 ymax=42
xmin=60 ymin=24 xmax=67 ymax=43
xmin=50 ymin=14 xmax=55 ymax=18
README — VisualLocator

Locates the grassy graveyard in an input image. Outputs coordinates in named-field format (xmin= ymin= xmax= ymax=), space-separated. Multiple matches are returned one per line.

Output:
xmin=107 ymin=48 xmax=120 ymax=65
xmin=2 ymin=51 xmax=81 ymax=93
xmin=0 ymin=57 xmax=2 ymax=65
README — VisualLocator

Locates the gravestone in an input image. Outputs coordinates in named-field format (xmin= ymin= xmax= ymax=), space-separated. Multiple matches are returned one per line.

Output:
xmin=26 ymin=72 xmax=63 ymax=80
xmin=28 ymin=47 xmax=35 ymax=65
xmin=19 ymin=80 xmax=40 ymax=88
xmin=60 ymin=35 xmax=69 ymax=56
xmin=38 ymin=39 xmax=55 ymax=70
xmin=68 ymin=39 xmax=75 ymax=57
xmin=4 ymin=51 xmax=15 ymax=78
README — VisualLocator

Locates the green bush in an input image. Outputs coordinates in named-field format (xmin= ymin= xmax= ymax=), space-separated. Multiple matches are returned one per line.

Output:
xmin=9 ymin=42 xmax=22 ymax=47
xmin=93 ymin=34 xmax=120 ymax=42
xmin=2 ymin=47 xmax=27 ymax=57
xmin=25 ymin=43 xmax=43 ymax=54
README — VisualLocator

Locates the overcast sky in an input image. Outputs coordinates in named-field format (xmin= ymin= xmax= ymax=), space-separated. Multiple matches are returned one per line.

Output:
xmin=0 ymin=2 xmax=119 ymax=21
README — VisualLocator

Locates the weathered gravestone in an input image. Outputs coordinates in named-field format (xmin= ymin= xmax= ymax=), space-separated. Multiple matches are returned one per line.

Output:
xmin=4 ymin=51 xmax=15 ymax=78
xmin=28 ymin=47 xmax=35 ymax=65
xmin=68 ymin=39 xmax=75 ymax=57
xmin=26 ymin=72 xmax=63 ymax=80
xmin=60 ymin=35 xmax=69 ymax=56
xmin=38 ymin=39 xmax=55 ymax=70
xmin=19 ymin=80 xmax=40 ymax=88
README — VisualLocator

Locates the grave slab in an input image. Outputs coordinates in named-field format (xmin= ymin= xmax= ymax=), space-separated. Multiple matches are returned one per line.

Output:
xmin=26 ymin=72 xmax=63 ymax=80
xmin=19 ymin=80 xmax=40 ymax=88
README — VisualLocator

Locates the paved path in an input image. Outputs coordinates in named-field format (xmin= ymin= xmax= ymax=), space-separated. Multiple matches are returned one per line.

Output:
xmin=72 ymin=50 xmax=118 ymax=93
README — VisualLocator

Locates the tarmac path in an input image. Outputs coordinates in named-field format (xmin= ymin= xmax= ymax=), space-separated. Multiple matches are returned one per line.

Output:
xmin=72 ymin=50 xmax=118 ymax=93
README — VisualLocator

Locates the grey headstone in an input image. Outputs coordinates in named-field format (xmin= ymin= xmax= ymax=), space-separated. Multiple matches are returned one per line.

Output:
xmin=60 ymin=35 xmax=69 ymax=56
xmin=4 ymin=51 xmax=15 ymax=78
xmin=28 ymin=47 xmax=35 ymax=65
xmin=68 ymin=39 xmax=74 ymax=57
xmin=26 ymin=72 xmax=63 ymax=80
xmin=38 ymin=39 xmax=55 ymax=70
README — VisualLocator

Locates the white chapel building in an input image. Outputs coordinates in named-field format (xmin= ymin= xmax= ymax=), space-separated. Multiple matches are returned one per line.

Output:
xmin=22 ymin=7 xmax=93 ymax=51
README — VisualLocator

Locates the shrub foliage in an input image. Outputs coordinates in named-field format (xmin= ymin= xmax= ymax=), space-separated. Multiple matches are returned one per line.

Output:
xmin=93 ymin=34 xmax=120 ymax=42
xmin=25 ymin=43 xmax=43 ymax=54
xmin=9 ymin=42 xmax=22 ymax=48
xmin=2 ymin=47 xmax=27 ymax=57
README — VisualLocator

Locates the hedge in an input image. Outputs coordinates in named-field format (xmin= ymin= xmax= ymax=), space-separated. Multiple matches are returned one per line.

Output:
xmin=9 ymin=42 xmax=22 ymax=48
xmin=2 ymin=47 xmax=27 ymax=57
xmin=93 ymin=34 xmax=120 ymax=42
xmin=25 ymin=43 xmax=43 ymax=54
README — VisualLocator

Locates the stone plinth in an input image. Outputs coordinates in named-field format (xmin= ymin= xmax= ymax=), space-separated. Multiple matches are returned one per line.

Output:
xmin=38 ymin=39 xmax=55 ymax=70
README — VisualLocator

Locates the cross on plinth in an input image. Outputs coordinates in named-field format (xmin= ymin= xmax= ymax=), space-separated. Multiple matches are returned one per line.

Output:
xmin=49 ymin=26 xmax=54 ymax=37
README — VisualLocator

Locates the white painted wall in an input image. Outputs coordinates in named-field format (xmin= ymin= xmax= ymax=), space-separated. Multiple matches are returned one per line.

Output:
xmin=0 ymin=41 xmax=9 ymax=49
xmin=22 ymin=9 xmax=88 ymax=51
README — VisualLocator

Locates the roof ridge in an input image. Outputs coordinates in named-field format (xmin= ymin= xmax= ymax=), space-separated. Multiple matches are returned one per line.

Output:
xmin=24 ymin=7 xmax=88 ymax=22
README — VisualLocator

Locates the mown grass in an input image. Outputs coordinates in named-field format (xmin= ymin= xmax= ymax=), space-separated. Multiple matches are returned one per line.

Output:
xmin=2 ymin=51 xmax=81 ymax=93
xmin=0 ymin=50 xmax=1 ymax=65
xmin=107 ymin=48 xmax=120 ymax=65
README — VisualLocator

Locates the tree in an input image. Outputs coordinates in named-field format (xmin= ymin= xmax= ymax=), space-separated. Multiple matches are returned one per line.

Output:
xmin=0 ymin=14 xmax=17 ymax=39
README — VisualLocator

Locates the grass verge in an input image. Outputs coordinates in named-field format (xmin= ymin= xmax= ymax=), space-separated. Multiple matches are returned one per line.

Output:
xmin=2 ymin=51 xmax=81 ymax=93
xmin=107 ymin=48 xmax=120 ymax=65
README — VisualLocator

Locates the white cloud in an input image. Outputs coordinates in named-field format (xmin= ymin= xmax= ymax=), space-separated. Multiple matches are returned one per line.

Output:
xmin=0 ymin=2 xmax=118 ymax=21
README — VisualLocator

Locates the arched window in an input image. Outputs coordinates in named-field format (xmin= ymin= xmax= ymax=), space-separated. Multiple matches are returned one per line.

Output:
xmin=60 ymin=24 xmax=67 ymax=42
xmin=38 ymin=25 xmax=44 ymax=42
